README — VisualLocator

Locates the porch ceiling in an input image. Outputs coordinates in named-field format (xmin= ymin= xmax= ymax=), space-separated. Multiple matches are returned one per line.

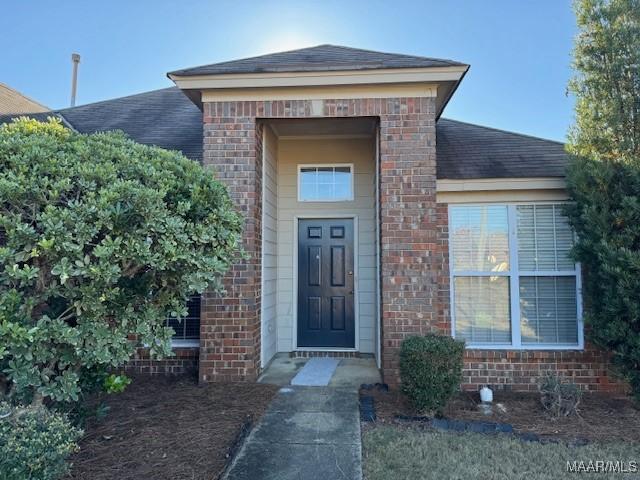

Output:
xmin=267 ymin=117 xmax=377 ymax=138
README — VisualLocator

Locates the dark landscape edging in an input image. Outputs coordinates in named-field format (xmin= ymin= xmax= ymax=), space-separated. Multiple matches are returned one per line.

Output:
xmin=358 ymin=386 xmax=591 ymax=447
xmin=218 ymin=415 xmax=254 ymax=479
xmin=359 ymin=383 xmax=388 ymax=422
xmin=396 ymin=415 xmax=591 ymax=446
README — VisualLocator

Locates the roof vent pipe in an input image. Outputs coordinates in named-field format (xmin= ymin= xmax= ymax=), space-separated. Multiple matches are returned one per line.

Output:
xmin=70 ymin=53 xmax=80 ymax=107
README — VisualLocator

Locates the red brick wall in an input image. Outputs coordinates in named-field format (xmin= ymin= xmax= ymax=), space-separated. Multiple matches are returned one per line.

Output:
xmin=436 ymin=202 xmax=625 ymax=393
xmin=124 ymin=347 xmax=198 ymax=376
xmin=462 ymin=348 xmax=625 ymax=393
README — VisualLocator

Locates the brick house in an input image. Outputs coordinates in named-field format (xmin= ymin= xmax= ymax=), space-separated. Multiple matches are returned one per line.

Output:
xmin=3 ymin=45 xmax=622 ymax=392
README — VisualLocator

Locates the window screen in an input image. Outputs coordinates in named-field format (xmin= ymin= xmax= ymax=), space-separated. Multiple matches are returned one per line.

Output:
xmin=166 ymin=295 xmax=201 ymax=341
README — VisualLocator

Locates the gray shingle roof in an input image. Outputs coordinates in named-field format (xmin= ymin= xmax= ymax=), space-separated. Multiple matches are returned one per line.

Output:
xmin=168 ymin=44 xmax=466 ymax=76
xmin=0 ymin=87 xmax=568 ymax=179
xmin=0 ymin=88 xmax=203 ymax=161
xmin=58 ymin=88 xmax=203 ymax=161
xmin=436 ymin=118 xmax=568 ymax=179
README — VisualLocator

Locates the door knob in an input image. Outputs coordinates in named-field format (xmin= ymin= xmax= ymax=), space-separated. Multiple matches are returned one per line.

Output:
xmin=348 ymin=271 xmax=353 ymax=275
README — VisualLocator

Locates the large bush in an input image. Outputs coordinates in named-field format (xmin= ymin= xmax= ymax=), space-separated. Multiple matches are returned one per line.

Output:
xmin=0 ymin=118 xmax=242 ymax=404
xmin=0 ymin=403 xmax=82 ymax=480
xmin=566 ymin=0 xmax=640 ymax=398
xmin=400 ymin=334 xmax=465 ymax=412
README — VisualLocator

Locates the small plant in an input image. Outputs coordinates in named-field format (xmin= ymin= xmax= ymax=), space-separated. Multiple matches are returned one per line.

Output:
xmin=0 ymin=403 xmax=82 ymax=480
xmin=400 ymin=334 xmax=465 ymax=413
xmin=539 ymin=372 xmax=582 ymax=418
xmin=103 ymin=374 xmax=131 ymax=394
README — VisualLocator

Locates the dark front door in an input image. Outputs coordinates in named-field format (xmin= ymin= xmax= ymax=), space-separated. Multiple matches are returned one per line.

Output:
xmin=297 ymin=218 xmax=355 ymax=348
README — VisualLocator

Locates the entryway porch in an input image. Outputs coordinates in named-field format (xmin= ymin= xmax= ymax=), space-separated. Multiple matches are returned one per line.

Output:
xmin=259 ymin=117 xmax=381 ymax=370
xmin=258 ymin=353 xmax=382 ymax=389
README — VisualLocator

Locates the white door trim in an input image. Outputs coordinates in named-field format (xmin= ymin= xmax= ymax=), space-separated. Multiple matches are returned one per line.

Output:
xmin=260 ymin=126 xmax=268 ymax=367
xmin=292 ymin=214 xmax=360 ymax=352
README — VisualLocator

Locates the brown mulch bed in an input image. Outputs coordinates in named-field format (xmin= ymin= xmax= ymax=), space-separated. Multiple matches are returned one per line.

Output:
xmin=67 ymin=375 xmax=279 ymax=480
xmin=365 ymin=387 xmax=640 ymax=443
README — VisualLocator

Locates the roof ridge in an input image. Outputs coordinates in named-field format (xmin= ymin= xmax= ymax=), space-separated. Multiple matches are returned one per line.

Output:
xmin=319 ymin=44 xmax=465 ymax=67
xmin=56 ymin=86 xmax=179 ymax=113
xmin=0 ymin=82 xmax=49 ymax=111
xmin=167 ymin=45 xmax=330 ymax=77
xmin=439 ymin=117 xmax=566 ymax=145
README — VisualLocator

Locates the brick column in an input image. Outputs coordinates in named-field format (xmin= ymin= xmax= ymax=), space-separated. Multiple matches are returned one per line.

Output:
xmin=378 ymin=96 xmax=442 ymax=386
xmin=199 ymin=102 xmax=262 ymax=382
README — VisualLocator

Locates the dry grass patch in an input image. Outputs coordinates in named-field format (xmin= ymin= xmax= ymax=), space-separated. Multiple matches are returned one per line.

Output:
xmin=363 ymin=425 xmax=640 ymax=480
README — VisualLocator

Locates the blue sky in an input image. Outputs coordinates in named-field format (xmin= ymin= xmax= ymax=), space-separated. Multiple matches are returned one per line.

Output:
xmin=1 ymin=1 xmax=576 ymax=141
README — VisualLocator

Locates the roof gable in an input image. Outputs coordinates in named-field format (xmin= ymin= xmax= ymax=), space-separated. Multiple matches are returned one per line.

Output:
xmin=168 ymin=44 xmax=466 ymax=77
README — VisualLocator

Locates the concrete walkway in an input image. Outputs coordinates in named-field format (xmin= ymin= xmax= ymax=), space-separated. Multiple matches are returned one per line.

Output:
xmin=224 ymin=386 xmax=362 ymax=480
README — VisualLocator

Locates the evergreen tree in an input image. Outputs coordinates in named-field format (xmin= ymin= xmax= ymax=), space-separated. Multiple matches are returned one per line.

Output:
xmin=566 ymin=0 xmax=640 ymax=398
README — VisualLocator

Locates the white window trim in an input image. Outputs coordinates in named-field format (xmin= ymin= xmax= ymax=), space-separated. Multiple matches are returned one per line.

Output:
xmin=449 ymin=202 xmax=584 ymax=351
xmin=297 ymin=163 xmax=355 ymax=202
xmin=170 ymin=339 xmax=200 ymax=348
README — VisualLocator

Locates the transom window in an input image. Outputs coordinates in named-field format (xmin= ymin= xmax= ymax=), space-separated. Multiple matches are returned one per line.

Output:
xmin=449 ymin=204 xmax=582 ymax=349
xmin=166 ymin=295 xmax=201 ymax=345
xmin=298 ymin=164 xmax=354 ymax=202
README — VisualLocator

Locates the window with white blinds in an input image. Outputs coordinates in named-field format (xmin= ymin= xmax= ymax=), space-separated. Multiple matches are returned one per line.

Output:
xmin=450 ymin=204 xmax=582 ymax=349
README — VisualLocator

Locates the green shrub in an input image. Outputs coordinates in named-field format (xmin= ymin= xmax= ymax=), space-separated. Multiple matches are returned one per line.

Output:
xmin=0 ymin=117 xmax=242 ymax=404
xmin=400 ymin=334 xmax=465 ymax=412
xmin=0 ymin=403 xmax=81 ymax=480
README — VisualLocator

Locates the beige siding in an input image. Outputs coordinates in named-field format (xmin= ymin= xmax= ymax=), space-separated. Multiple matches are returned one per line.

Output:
xmin=276 ymin=137 xmax=377 ymax=353
xmin=261 ymin=126 xmax=278 ymax=365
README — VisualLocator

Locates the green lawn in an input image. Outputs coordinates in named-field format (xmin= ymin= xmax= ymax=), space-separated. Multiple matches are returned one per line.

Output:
xmin=362 ymin=426 xmax=640 ymax=480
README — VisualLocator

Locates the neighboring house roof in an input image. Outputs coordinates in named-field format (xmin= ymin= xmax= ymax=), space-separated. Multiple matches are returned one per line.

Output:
xmin=0 ymin=83 xmax=49 ymax=115
xmin=0 ymin=86 xmax=567 ymax=179
xmin=168 ymin=44 xmax=466 ymax=76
